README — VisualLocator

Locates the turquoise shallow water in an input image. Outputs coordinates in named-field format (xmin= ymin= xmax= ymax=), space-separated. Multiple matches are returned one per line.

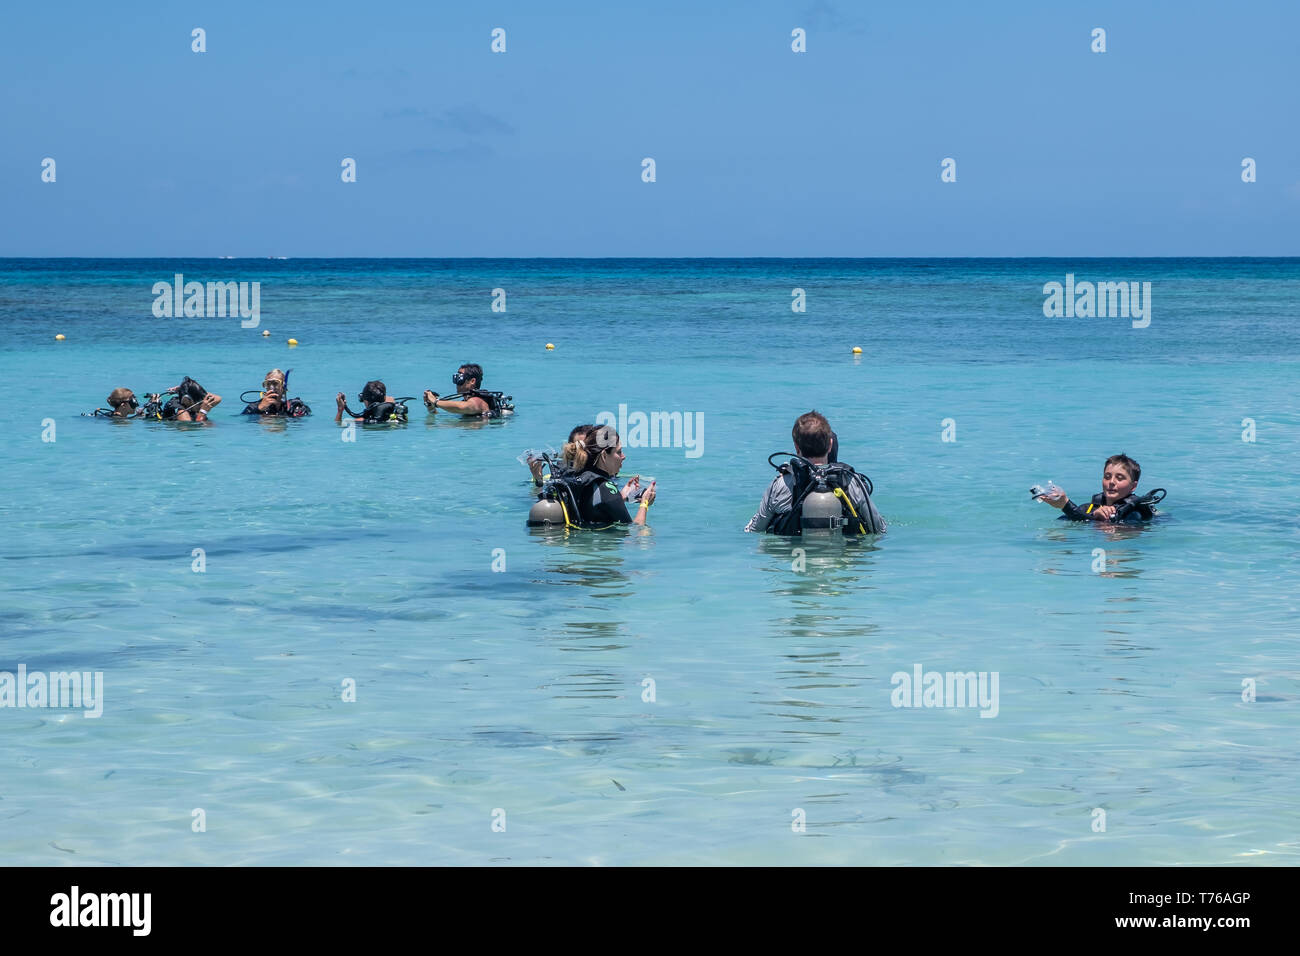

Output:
xmin=1 ymin=258 xmax=1297 ymax=865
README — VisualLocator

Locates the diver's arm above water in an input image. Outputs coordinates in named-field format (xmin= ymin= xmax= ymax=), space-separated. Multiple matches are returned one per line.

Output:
xmin=1045 ymin=491 xmax=1109 ymax=521
xmin=631 ymin=483 xmax=655 ymax=526
xmin=176 ymin=393 xmax=221 ymax=422
xmin=423 ymin=390 xmax=489 ymax=416
xmin=743 ymin=475 xmax=786 ymax=533
xmin=335 ymin=392 xmax=364 ymax=423
xmin=1064 ymin=500 xmax=1109 ymax=521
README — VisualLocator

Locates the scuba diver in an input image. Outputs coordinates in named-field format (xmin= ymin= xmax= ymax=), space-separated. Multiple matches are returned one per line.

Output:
xmin=423 ymin=363 xmax=514 ymax=419
xmin=240 ymin=368 xmax=312 ymax=417
xmin=335 ymin=380 xmax=410 ymax=424
xmin=527 ymin=425 xmax=655 ymax=529
xmin=90 ymin=379 xmax=214 ymax=420
xmin=86 ymin=387 xmax=150 ymax=418
xmin=744 ymin=411 xmax=886 ymax=536
xmin=1035 ymin=453 xmax=1164 ymax=522
xmin=158 ymin=376 xmax=221 ymax=421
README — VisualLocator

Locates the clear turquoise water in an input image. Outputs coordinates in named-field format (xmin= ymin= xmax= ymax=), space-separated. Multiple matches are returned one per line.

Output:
xmin=1 ymin=258 xmax=1297 ymax=865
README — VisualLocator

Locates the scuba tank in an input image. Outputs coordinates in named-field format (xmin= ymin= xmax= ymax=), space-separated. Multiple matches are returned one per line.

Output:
xmin=765 ymin=452 xmax=879 ymax=536
xmin=799 ymin=474 xmax=847 ymax=534
xmin=527 ymin=471 xmax=592 ymax=527
xmin=527 ymin=497 xmax=567 ymax=526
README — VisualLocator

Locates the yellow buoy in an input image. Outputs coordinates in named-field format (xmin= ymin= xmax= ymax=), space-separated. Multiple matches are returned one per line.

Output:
xmin=262 ymin=330 xmax=270 ymax=337
xmin=287 ymin=338 xmax=299 ymax=347
xmin=852 ymin=346 xmax=862 ymax=354
xmin=545 ymin=343 xmax=555 ymax=350
xmin=54 ymin=334 xmax=66 ymax=341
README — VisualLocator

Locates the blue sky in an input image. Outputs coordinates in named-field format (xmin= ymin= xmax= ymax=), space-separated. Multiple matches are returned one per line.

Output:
xmin=2 ymin=0 xmax=1297 ymax=256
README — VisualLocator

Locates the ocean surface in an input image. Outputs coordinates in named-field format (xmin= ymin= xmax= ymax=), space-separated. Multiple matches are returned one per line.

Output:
xmin=1 ymin=258 xmax=1297 ymax=866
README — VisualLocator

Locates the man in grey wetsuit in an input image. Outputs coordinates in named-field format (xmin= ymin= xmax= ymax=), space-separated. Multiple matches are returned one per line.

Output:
xmin=744 ymin=411 xmax=886 ymax=535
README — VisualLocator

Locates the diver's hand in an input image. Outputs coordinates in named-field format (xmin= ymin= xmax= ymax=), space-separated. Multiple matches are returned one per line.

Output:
xmin=1093 ymin=504 xmax=1118 ymax=520
xmin=621 ymin=475 xmax=640 ymax=500
xmin=199 ymin=394 xmax=221 ymax=412
xmin=335 ymin=392 xmax=346 ymax=408
xmin=640 ymin=482 xmax=656 ymax=506
xmin=527 ymin=456 xmax=545 ymax=483
xmin=424 ymin=389 xmax=439 ymax=410
xmin=1042 ymin=491 xmax=1068 ymax=509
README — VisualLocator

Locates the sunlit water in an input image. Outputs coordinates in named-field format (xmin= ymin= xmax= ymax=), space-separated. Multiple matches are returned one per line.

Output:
xmin=1 ymin=258 xmax=1297 ymax=865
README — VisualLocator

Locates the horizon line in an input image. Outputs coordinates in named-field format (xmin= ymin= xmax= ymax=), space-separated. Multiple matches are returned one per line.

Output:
xmin=3 ymin=255 xmax=1299 ymax=261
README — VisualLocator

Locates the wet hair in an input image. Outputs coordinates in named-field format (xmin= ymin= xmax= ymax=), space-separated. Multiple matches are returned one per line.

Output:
xmin=792 ymin=410 xmax=833 ymax=458
xmin=459 ymin=363 xmax=483 ymax=387
xmin=563 ymin=424 xmax=621 ymax=473
xmin=176 ymin=376 xmax=207 ymax=404
xmin=360 ymin=380 xmax=386 ymax=405
xmin=107 ymin=387 xmax=134 ymax=408
xmin=562 ymin=424 xmax=600 ymax=472
xmin=560 ymin=423 xmax=596 ymax=469
xmin=1104 ymin=453 xmax=1141 ymax=485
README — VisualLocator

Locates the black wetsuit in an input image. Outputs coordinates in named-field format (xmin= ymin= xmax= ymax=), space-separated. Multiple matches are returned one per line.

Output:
xmin=242 ymin=397 xmax=311 ymax=417
xmin=1060 ymin=492 xmax=1156 ymax=523
xmin=553 ymin=469 xmax=632 ymax=527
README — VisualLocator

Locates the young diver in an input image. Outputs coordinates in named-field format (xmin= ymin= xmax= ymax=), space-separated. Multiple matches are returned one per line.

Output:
xmin=529 ymin=425 xmax=655 ymax=528
xmin=423 ymin=363 xmax=514 ymax=419
xmin=1037 ymin=453 xmax=1164 ymax=522
xmin=159 ymin=377 xmax=221 ymax=422
xmin=241 ymin=368 xmax=311 ymax=417
xmin=335 ymin=380 xmax=409 ymax=424
xmin=745 ymin=411 xmax=885 ymax=535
